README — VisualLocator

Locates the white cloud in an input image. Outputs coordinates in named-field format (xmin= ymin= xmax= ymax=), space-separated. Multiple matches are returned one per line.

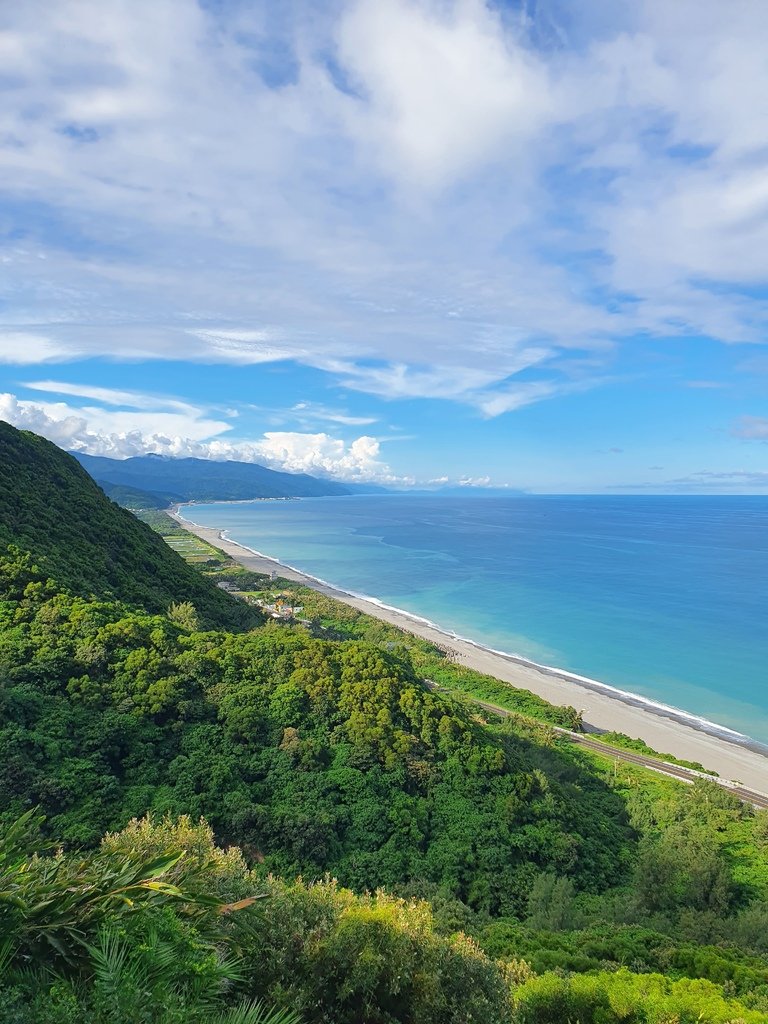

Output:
xmin=333 ymin=345 xmax=556 ymax=403
xmin=0 ymin=333 xmax=77 ymax=364
xmin=458 ymin=475 xmax=491 ymax=487
xmin=22 ymin=379 xmax=202 ymax=414
xmin=188 ymin=330 xmax=308 ymax=365
xmin=337 ymin=0 xmax=550 ymax=187
xmin=470 ymin=375 xmax=611 ymax=418
xmin=336 ymin=362 xmax=502 ymax=401
xmin=3 ymin=393 xmax=231 ymax=447
xmin=472 ymin=380 xmax=562 ymax=417
xmin=290 ymin=402 xmax=378 ymax=426
xmin=246 ymin=432 xmax=401 ymax=482
xmin=0 ymin=394 xmax=93 ymax=450
xmin=1 ymin=0 xmax=768 ymax=420
xmin=732 ymin=416 xmax=768 ymax=440
xmin=0 ymin=392 xmax=400 ymax=482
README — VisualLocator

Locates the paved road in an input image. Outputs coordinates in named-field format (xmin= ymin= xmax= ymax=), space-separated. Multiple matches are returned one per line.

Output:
xmin=423 ymin=682 xmax=768 ymax=810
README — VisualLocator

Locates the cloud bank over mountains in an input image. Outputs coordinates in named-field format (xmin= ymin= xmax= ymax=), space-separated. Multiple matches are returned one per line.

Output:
xmin=0 ymin=390 xmax=397 ymax=482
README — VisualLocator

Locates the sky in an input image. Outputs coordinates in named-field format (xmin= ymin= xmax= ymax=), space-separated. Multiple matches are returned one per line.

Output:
xmin=1 ymin=0 xmax=768 ymax=492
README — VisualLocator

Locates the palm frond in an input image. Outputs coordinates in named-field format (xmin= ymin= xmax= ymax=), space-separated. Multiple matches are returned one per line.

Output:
xmin=212 ymin=999 xmax=302 ymax=1024
xmin=87 ymin=927 xmax=134 ymax=999
xmin=0 ymin=937 xmax=15 ymax=979
xmin=0 ymin=808 xmax=48 ymax=870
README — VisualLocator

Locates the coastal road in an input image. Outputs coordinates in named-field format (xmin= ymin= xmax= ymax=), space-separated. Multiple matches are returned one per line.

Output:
xmin=423 ymin=682 xmax=768 ymax=810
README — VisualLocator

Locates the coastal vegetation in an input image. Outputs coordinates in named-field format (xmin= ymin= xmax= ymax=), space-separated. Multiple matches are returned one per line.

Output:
xmin=3 ymin=812 xmax=767 ymax=1024
xmin=1 ymin=425 xmax=768 ymax=1022
xmin=598 ymin=730 xmax=717 ymax=775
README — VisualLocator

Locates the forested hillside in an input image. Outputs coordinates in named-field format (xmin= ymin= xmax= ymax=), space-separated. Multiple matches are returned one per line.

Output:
xmin=1 ymin=428 xmax=768 ymax=1023
xmin=2 ymin=548 xmax=768 ymax=1021
xmin=0 ymin=423 xmax=254 ymax=629
xmin=0 ymin=546 xmax=628 ymax=901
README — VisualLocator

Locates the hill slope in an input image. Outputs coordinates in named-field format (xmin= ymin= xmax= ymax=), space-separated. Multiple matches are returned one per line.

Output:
xmin=0 ymin=423 xmax=252 ymax=628
xmin=74 ymin=452 xmax=352 ymax=501
xmin=97 ymin=480 xmax=170 ymax=509
xmin=2 ymin=425 xmax=768 ymax=1022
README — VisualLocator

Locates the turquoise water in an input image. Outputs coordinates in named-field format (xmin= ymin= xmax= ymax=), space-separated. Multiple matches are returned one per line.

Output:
xmin=183 ymin=495 xmax=768 ymax=744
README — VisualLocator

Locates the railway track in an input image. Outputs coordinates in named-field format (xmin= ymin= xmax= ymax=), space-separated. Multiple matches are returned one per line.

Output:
xmin=424 ymin=683 xmax=768 ymax=810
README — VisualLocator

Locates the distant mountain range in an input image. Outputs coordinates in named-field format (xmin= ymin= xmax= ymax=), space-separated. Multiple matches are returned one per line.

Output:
xmin=72 ymin=452 xmax=386 ymax=507
xmin=69 ymin=451 xmax=521 ymax=508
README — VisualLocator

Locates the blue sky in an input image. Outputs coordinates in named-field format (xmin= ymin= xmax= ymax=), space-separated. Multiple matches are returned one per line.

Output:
xmin=1 ymin=0 xmax=767 ymax=491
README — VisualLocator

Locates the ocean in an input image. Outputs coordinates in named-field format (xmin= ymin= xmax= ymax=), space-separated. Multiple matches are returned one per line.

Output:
xmin=182 ymin=494 xmax=768 ymax=745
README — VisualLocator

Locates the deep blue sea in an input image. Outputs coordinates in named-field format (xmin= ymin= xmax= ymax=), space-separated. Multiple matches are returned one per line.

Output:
xmin=183 ymin=495 xmax=768 ymax=744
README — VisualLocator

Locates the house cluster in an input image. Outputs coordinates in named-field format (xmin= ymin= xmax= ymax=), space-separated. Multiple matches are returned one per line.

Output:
xmin=255 ymin=595 xmax=304 ymax=620
xmin=215 ymin=580 xmax=308 ymax=621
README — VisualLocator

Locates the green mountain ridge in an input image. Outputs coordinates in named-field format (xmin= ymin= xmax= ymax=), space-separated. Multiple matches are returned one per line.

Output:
xmin=0 ymin=422 xmax=253 ymax=629
xmin=73 ymin=451 xmax=354 ymax=501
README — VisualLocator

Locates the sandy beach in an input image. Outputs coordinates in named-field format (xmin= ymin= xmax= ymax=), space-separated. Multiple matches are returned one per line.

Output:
xmin=171 ymin=510 xmax=768 ymax=797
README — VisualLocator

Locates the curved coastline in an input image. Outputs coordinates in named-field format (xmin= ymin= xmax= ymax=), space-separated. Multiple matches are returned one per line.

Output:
xmin=174 ymin=504 xmax=768 ymax=761
xmin=171 ymin=504 xmax=768 ymax=791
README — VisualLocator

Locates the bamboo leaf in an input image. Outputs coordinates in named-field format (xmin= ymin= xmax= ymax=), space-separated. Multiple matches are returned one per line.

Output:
xmin=137 ymin=851 xmax=185 ymax=880
xmin=218 ymin=895 xmax=267 ymax=915
xmin=135 ymin=881 xmax=183 ymax=897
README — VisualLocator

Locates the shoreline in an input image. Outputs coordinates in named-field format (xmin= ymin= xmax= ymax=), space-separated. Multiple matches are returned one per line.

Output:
xmin=170 ymin=506 xmax=768 ymax=795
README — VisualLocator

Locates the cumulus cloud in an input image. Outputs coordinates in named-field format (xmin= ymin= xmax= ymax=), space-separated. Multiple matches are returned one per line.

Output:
xmin=247 ymin=432 xmax=399 ymax=482
xmin=0 ymin=392 xmax=399 ymax=482
xmin=0 ymin=392 xmax=231 ymax=450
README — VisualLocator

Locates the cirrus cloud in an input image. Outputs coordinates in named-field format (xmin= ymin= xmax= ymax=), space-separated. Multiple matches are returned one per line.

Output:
xmin=732 ymin=416 xmax=768 ymax=440
xmin=1 ymin=0 xmax=768 ymax=482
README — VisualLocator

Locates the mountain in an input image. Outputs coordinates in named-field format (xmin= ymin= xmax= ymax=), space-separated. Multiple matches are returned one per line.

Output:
xmin=73 ymin=452 xmax=352 ymax=503
xmin=0 ymin=423 xmax=252 ymax=628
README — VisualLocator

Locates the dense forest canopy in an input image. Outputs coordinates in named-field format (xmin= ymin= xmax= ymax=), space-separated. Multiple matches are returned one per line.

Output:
xmin=0 ymin=547 xmax=629 ymax=908
xmin=1 ymin=426 xmax=767 ymax=1023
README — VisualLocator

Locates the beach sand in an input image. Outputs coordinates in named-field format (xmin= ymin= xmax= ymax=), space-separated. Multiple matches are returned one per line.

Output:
xmin=171 ymin=511 xmax=768 ymax=797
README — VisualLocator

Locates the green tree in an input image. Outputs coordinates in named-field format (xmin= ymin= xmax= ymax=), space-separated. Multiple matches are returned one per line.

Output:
xmin=526 ymin=872 xmax=576 ymax=931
